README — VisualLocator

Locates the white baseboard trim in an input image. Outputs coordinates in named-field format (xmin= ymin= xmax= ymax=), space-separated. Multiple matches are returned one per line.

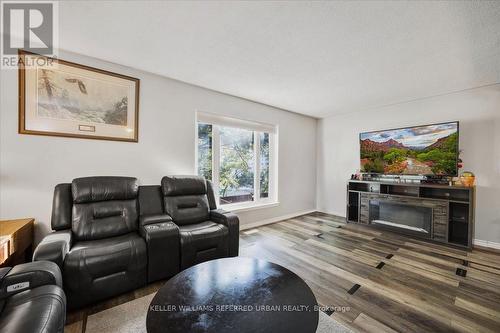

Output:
xmin=240 ymin=209 xmax=316 ymax=231
xmin=316 ymin=210 xmax=346 ymax=219
xmin=473 ymin=239 xmax=500 ymax=250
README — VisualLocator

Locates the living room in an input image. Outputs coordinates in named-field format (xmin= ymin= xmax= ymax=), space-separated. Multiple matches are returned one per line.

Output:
xmin=0 ymin=1 xmax=499 ymax=333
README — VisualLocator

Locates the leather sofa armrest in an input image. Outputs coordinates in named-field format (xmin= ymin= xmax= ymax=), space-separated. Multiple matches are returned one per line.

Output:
xmin=0 ymin=261 xmax=62 ymax=299
xmin=210 ymin=209 xmax=239 ymax=257
xmin=139 ymin=214 xmax=172 ymax=227
xmin=139 ymin=217 xmax=179 ymax=282
xmin=33 ymin=230 xmax=72 ymax=270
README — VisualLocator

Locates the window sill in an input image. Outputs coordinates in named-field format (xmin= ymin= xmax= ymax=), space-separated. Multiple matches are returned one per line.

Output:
xmin=221 ymin=201 xmax=280 ymax=213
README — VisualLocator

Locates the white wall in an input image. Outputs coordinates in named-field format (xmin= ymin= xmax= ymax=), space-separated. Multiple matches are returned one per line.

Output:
xmin=317 ymin=84 xmax=500 ymax=244
xmin=0 ymin=50 xmax=317 ymax=244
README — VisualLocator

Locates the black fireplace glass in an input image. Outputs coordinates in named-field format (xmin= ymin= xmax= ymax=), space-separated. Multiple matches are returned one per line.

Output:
xmin=369 ymin=200 xmax=432 ymax=236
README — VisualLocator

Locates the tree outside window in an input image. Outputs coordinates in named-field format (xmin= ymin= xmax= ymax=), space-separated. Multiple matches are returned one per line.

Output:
xmin=197 ymin=123 xmax=212 ymax=181
xmin=197 ymin=122 xmax=274 ymax=207
xmin=219 ymin=126 xmax=254 ymax=204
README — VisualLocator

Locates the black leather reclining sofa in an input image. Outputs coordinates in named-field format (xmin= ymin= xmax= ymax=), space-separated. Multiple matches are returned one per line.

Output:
xmin=0 ymin=261 xmax=66 ymax=332
xmin=33 ymin=175 xmax=239 ymax=309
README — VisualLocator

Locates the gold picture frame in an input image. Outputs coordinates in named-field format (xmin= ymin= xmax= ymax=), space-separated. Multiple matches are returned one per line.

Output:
xmin=18 ymin=50 xmax=140 ymax=142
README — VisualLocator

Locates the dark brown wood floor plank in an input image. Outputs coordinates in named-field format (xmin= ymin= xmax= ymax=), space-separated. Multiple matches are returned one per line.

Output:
xmin=258 ymin=225 xmax=306 ymax=244
xmin=465 ymin=265 xmax=500 ymax=285
xmin=468 ymin=262 xmax=500 ymax=275
xmin=64 ymin=320 xmax=84 ymax=333
xmin=352 ymin=313 xmax=399 ymax=333
xmin=351 ymin=286 xmax=459 ymax=333
xmin=286 ymin=218 xmax=337 ymax=233
xmin=295 ymin=237 xmax=371 ymax=266
xmin=375 ymin=264 xmax=459 ymax=303
xmin=307 ymin=231 xmax=364 ymax=251
xmin=278 ymin=221 xmax=323 ymax=236
xmin=304 ymin=278 xmax=363 ymax=324
xmin=455 ymin=293 xmax=500 ymax=323
xmin=396 ymin=247 xmax=463 ymax=269
xmin=458 ymin=278 xmax=500 ymax=304
xmin=299 ymin=215 xmax=345 ymax=227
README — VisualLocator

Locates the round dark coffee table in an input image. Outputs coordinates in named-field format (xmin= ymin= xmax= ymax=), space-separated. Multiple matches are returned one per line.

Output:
xmin=146 ymin=257 xmax=319 ymax=333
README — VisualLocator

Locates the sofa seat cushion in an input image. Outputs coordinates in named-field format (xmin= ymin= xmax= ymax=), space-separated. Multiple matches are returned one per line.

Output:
xmin=63 ymin=233 xmax=146 ymax=308
xmin=0 ymin=285 xmax=66 ymax=333
xmin=179 ymin=221 xmax=229 ymax=269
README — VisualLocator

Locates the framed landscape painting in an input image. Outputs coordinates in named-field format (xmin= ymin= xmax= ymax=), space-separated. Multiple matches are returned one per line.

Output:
xmin=18 ymin=50 xmax=139 ymax=142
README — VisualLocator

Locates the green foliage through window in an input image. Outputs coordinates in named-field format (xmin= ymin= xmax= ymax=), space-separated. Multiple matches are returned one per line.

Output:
xmin=219 ymin=126 xmax=254 ymax=203
xmin=197 ymin=123 xmax=273 ymax=205
xmin=260 ymin=133 xmax=270 ymax=198
xmin=197 ymin=123 xmax=212 ymax=180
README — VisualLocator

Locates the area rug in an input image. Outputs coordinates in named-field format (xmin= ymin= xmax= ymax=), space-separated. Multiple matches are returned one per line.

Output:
xmin=86 ymin=293 xmax=353 ymax=333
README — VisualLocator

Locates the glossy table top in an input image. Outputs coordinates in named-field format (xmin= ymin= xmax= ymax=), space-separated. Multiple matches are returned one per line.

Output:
xmin=146 ymin=257 xmax=319 ymax=333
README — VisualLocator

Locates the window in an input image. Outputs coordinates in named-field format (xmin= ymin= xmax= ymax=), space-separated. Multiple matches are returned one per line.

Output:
xmin=259 ymin=132 xmax=270 ymax=199
xmin=219 ymin=126 xmax=255 ymax=204
xmin=197 ymin=123 xmax=212 ymax=180
xmin=196 ymin=113 xmax=277 ymax=209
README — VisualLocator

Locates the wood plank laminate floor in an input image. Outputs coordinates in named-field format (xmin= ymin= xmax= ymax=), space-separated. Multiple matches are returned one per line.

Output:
xmin=241 ymin=212 xmax=500 ymax=333
xmin=65 ymin=212 xmax=500 ymax=333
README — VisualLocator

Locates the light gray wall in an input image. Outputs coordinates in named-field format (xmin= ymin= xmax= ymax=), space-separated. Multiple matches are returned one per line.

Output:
xmin=0 ymin=50 xmax=317 ymax=244
xmin=316 ymin=84 xmax=500 ymax=244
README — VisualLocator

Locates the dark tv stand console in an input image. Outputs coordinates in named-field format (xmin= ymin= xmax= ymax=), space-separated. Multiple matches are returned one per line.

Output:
xmin=346 ymin=180 xmax=475 ymax=249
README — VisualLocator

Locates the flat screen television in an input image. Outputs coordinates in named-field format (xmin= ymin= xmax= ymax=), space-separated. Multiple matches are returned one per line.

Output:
xmin=360 ymin=121 xmax=459 ymax=176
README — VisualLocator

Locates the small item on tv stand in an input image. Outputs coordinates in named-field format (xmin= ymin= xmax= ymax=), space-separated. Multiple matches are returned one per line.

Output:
xmin=361 ymin=173 xmax=421 ymax=184
xmin=361 ymin=173 xmax=458 ymax=185
xmin=351 ymin=170 xmax=362 ymax=180
xmin=421 ymin=175 xmax=451 ymax=185
xmin=459 ymin=171 xmax=475 ymax=187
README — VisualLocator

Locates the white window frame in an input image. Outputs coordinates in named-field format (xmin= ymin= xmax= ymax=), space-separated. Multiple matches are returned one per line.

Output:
xmin=195 ymin=112 xmax=278 ymax=211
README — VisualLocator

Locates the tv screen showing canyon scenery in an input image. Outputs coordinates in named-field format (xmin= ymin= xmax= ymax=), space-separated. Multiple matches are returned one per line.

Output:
xmin=360 ymin=122 xmax=459 ymax=176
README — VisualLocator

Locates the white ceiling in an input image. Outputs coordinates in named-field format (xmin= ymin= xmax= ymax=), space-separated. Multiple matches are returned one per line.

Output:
xmin=59 ymin=1 xmax=500 ymax=118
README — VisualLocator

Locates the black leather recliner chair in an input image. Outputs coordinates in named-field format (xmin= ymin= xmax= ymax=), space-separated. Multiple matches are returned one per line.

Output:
xmin=161 ymin=176 xmax=239 ymax=269
xmin=0 ymin=261 xmax=66 ymax=332
xmin=33 ymin=177 xmax=150 ymax=309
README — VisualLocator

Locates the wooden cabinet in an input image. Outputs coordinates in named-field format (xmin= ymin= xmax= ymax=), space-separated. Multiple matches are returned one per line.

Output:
xmin=0 ymin=218 xmax=34 ymax=266
xmin=347 ymin=180 xmax=474 ymax=249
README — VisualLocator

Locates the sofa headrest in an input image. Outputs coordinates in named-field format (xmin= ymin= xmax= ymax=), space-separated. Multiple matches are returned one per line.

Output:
xmin=161 ymin=175 xmax=207 ymax=196
xmin=72 ymin=176 xmax=138 ymax=203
